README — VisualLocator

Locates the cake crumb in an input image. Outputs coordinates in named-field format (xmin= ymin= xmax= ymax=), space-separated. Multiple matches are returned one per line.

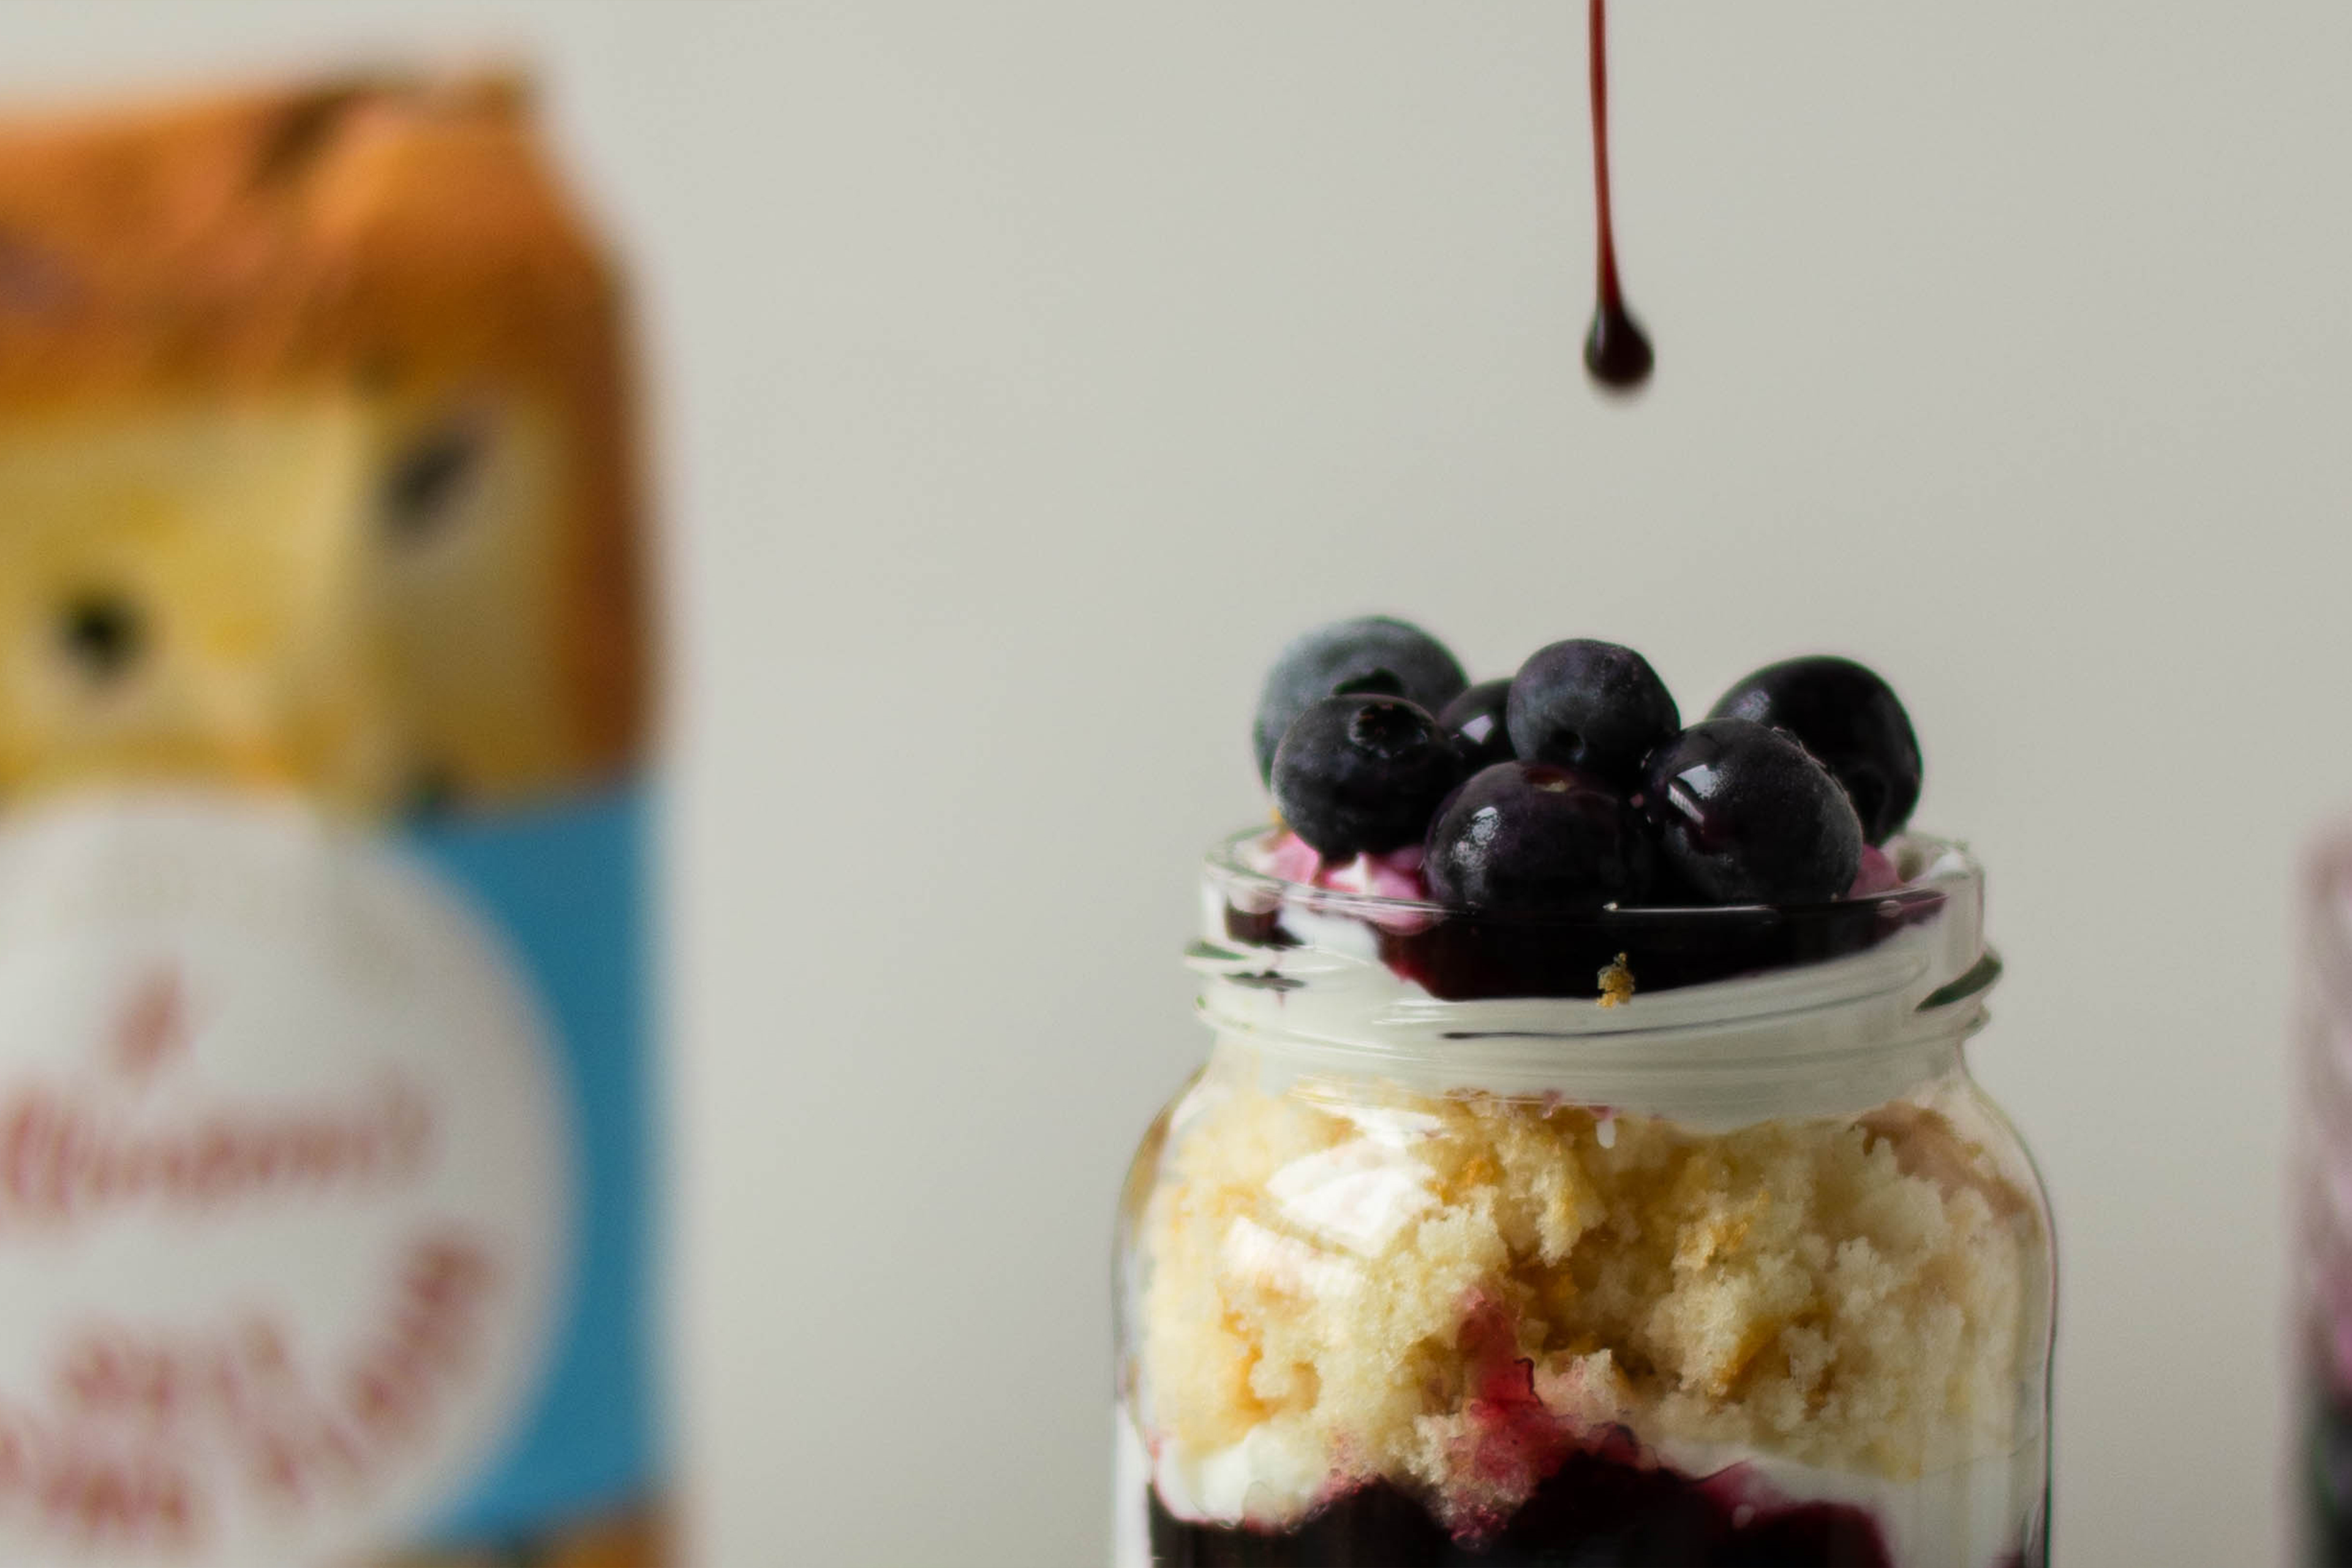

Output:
xmin=1597 ymin=953 xmax=1635 ymax=1008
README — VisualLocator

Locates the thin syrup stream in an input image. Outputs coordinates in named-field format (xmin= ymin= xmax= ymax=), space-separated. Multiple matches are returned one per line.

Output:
xmin=1584 ymin=0 xmax=1653 ymax=390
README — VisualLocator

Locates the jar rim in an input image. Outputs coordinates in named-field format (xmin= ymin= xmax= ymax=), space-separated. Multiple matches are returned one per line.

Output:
xmin=1205 ymin=824 xmax=1969 ymax=929
xmin=1196 ymin=827 xmax=1994 ymax=1122
xmin=1205 ymin=826 xmax=1986 ymax=1003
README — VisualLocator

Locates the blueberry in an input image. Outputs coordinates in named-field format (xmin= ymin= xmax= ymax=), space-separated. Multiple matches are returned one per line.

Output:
xmin=1505 ymin=639 xmax=1679 ymax=788
xmin=1272 ymin=694 xmax=1462 ymax=859
xmin=1642 ymin=719 xmax=1863 ymax=905
xmin=1253 ymin=616 xmax=1467 ymax=783
xmin=1436 ymin=678 xmax=1515 ymax=772
xmin=1423 ymin=761 xmax=1653 ymax=913
xmin=1708 ymin=656 xmax=1922 ymax=845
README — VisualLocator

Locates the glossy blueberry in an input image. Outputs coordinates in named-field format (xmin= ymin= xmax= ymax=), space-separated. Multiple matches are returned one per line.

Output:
xmin=1423 ymin=761 xmax=1653 ymax=913
xmin=1505 ymin=639 xmax=1679 ymax=788
xmin=1709 ymin=656 xmax=1921 ymax=845
xmin=1272 ymin=694 xmax=1462 ymax=859
xmin=1252 ymin=616 xmax=1467 ymax=783
xmin=1643 ymin=719 xmax=1863 ymax=905
xmin=1436 ymin=678 xmax=1515 ymax=772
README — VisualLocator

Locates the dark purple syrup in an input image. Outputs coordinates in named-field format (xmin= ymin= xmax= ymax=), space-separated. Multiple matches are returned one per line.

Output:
xmin=1225 ymin=886 xmax=1947 ymax=1003
xmin=1146 ymin=1438 xmax=1894 ymax=1567
xmin=1583 ymin=0 xmax=1653 ymax=391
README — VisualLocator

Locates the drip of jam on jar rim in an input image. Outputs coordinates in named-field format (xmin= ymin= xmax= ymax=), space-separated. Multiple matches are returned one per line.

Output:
xmin=1583 ymin=0 xmax=1653 ymax=391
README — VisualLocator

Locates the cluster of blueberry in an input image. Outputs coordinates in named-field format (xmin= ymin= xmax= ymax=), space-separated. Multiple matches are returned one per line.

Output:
xmin=1254 ymin=617 xmax=1923 ymax=913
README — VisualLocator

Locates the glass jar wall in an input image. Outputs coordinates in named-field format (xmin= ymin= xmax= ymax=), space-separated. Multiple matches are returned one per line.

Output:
xmin=1114 ymin=830 xmax=2053 ymax=1568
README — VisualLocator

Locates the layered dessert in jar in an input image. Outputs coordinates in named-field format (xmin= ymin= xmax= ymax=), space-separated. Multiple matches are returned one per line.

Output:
xmin=1115 ymin=619 xmax=2053 ymax=1567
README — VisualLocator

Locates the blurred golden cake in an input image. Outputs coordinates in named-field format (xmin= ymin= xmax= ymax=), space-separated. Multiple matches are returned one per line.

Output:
xmin=0 ymin=73 xmax=646 ymax=813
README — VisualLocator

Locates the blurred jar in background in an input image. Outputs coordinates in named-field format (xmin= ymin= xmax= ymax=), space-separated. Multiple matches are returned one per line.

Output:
xmin=0 ymin=76 xmax=660 ymax=1567
xmin=2301 ymin=839 xmax=2352 ymax=1566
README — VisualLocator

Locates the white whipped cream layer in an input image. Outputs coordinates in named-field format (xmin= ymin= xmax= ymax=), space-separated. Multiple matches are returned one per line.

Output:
xmin=1196 ymin=839 xmax=1988 ymax=1130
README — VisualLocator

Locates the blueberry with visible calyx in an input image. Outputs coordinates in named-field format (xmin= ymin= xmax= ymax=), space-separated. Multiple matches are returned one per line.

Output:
xmin=1272 ymin=694 xmax=1462 ymax=860
xmin=1708 ymin=655 xmax=1922 ymax=845
xmin=1505 ymin=639 xmax=1679 ymax=788
xmin=1642 ymin=719 xmax=1863 ymax=905
xmin=1423 ymin=761 xmax=1653 ymax=913
xmin=1436 ymin=679 xmax=1515 ymax=772
xmin=1252 ymin=616 xmax=1467 ymax=783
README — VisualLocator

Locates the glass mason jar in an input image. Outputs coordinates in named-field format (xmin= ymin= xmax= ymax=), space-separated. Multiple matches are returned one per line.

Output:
xmin=2301 ymin=834 xmax=2352 ymax=1564
xmin=1114 ymin=829 xmax=2054 ymax=1568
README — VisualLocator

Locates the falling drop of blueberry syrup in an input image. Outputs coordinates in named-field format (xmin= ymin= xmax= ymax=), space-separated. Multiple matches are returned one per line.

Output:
xmin=1583 ymin=0 xmax=1653 ymax=392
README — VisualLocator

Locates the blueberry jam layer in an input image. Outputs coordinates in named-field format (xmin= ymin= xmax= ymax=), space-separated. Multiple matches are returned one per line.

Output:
xmin=1148 ymin=1430 xmax=2051 ymax=1568
xmin=1148 ymin=1459 xmax=2046 ymax=1568
xmin=1148 ymin=1458 xmax=1888 ymax=1566
xmin=1225 ymin=883 xmax=1948 ymax=1003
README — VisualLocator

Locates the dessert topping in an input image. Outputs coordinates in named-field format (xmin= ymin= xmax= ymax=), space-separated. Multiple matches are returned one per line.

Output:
xmin=1708 ymin=655 xmax=1924 ymax=845
xmin=1251 ymin=616 xmax=1467 ymax=784
xmin=1251 ymin=617 xmax=1920 ymax=914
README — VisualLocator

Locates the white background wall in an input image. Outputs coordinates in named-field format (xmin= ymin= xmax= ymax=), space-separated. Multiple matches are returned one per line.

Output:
xmin=2 ymin=3 xmax=2348 ymax=1563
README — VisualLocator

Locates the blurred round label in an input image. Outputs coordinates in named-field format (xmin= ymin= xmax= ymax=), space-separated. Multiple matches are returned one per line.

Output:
xmin=0 ymin=792 xmax=570 ymax=1564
